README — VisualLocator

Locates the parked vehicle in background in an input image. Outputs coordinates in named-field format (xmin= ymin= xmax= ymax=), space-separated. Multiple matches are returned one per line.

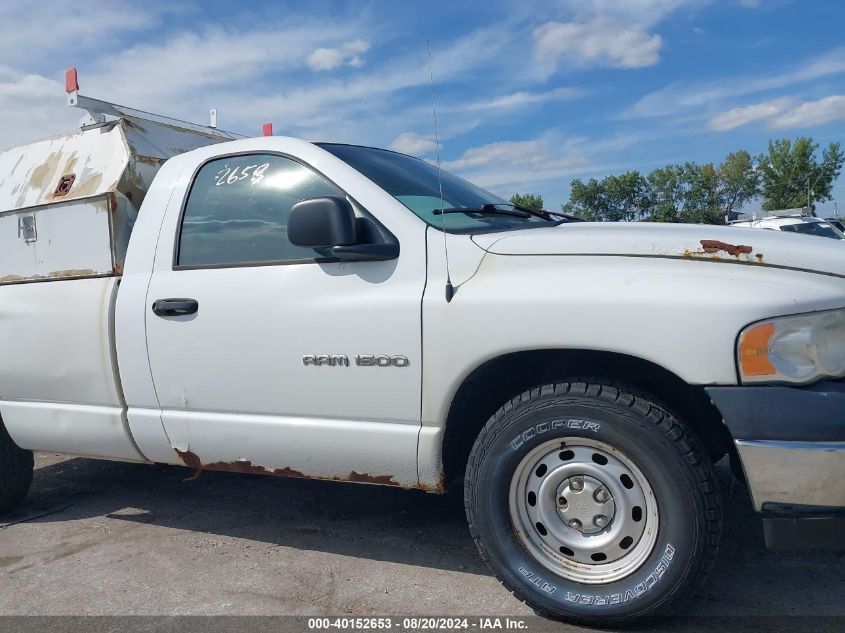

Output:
xmin=826 ymin=217 xmax=845 ymax=233
xmin=730 ymin=209 xmax=845 ymax=240
xmin=1 ymin=70 xmax=844 ymax=626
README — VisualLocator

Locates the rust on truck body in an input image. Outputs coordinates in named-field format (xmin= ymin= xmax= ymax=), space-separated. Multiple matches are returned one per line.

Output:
xmin=175 ymin=449 xmax=403 ymax=487
xmin=699 ymin=239 xmax=754 ymax=257
xmin=682 ymin=239 xmax=761 ymax=264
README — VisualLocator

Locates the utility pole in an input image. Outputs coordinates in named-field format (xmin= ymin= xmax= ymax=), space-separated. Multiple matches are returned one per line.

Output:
xmin=806 ymin=171 xmax=820 ymax=214
xmin=808 ymin=177 xmax=812 ymax=212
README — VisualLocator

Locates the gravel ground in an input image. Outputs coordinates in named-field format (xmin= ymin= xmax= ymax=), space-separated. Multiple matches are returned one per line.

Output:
xmin=0 ymin=453 xmax=843 ymax=629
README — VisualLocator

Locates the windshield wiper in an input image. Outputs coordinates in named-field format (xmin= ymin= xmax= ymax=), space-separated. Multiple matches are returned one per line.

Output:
xmin=433 ymin=206 xmax=532 ymax=218
xmin=433 ymin=204 xmax=584 ymax=223
xmin=499 ymin=203 xmax=583 ymax=222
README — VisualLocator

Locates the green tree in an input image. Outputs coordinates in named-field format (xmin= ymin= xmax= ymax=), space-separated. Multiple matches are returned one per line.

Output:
xmin=562 ymin=178 xmax=604 ymax=220
xmin=510 ymin=192 xmax=544 ymax=210
xmin=757 ymin=138 xmax=844 ymax=211
xmin=717 ymin=150 xmax=759 ymax=217
xmin=641 ymin=163 xmax=726 ymax=224
xmin=683 ymin=162 xmax=724 ymax=224
xmin=559 ymin=138 xmax=844 ymax=224
xmin=645 ymin=164 xmax=686 ymax=223
xmin=562 ymin=172 xmax=648 ymax=221
xmin=604 ymin=172 xmax=650 ymax=221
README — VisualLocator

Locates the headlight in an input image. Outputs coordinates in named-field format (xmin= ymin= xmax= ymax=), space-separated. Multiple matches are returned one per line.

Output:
xmin=737 ymin=308 xmax=845 ymax=384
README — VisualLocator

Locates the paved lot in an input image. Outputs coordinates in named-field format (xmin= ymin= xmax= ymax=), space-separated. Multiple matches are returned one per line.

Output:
xmin=1 ymin=453 xmax=843 ymax=627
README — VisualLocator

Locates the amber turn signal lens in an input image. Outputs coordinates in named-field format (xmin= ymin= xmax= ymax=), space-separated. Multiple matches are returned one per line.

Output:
xmin=738 ymin=322 xmax=777 ymax=376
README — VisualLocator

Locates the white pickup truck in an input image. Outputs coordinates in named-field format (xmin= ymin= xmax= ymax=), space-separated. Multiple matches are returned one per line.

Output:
xmin=1 ymin=73 xmax=844 ymax=625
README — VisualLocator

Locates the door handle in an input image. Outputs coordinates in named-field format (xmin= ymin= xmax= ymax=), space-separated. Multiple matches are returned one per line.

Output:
xmin=152 ymin=298 xmax=199 ymax=317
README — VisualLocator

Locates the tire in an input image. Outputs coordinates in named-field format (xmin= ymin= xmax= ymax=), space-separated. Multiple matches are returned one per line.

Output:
xmin=0 ymin=417 xmax=34 ymax=513
xmin=465 ymin=382 xmax=721 ymax=626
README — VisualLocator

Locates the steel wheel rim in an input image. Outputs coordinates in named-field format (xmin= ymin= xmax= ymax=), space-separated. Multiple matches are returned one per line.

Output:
xmin=508 ymin=437 xmax=659 ymax=584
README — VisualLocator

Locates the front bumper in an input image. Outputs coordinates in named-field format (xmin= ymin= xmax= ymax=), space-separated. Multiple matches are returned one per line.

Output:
xmin=706 ymin=380 xmax=845 ymax=549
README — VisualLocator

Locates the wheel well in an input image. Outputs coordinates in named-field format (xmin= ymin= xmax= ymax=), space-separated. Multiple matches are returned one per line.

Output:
xmin=441 ymin=349 xmax=731 ymax=486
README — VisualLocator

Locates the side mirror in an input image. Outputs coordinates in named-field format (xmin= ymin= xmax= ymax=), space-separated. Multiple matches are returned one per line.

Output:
xmin=288 ymin=196 xmax=357 ymax=248
xmin=288 ymin=196 xmax=400 ymax=262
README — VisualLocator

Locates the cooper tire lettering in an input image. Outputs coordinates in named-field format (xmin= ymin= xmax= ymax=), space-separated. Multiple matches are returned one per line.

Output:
xmin=510 ymin=419 xmax=601 ymax=451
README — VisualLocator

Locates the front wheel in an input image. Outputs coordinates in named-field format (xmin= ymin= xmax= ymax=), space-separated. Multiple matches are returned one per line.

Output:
xmin=465 ymin=382 xmax=721 ymax=626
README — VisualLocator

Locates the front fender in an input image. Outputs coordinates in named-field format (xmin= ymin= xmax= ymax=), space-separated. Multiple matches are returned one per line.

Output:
xmin=422 ymin=251 xmax=845 ymax=430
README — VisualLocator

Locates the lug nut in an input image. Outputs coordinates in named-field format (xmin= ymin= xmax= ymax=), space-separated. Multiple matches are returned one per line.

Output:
xmin=570 ymin=478 xmax=584 ymax=492
xmin=569 ymin=519 xmax=582 ymax=530
xmin=594 ymin=515 xmax=609 ymax=528
xmin=594 ymin=488 xmax=610 ymax=503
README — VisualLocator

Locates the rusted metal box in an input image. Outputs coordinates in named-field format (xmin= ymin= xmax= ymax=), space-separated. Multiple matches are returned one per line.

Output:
xmin=0 ymin=117 xmax=228 ymax=284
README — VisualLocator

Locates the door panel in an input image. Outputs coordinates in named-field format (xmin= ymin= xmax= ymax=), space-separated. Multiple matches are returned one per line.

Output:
xmin=144 ymin=151 xmax=425 ymax=483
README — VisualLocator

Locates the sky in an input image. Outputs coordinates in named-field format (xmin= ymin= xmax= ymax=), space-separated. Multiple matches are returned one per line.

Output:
xmin=1 ymin=0 xmax=843 ymax=213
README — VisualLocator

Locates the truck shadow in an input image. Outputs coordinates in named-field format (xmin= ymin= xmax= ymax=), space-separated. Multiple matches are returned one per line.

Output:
xmin=9 ymin=454 xmax=845 ymax=617
xmin=13 ymin=455 xmax=486 ymax=574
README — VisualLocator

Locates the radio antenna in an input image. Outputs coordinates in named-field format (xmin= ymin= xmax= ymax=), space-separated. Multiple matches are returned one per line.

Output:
xmin=427 ymin=40 xmax=454 ymax=302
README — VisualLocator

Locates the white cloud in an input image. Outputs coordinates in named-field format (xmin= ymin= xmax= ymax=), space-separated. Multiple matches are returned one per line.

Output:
xmin=530 ymin=0 xmax=700 ymax=72
xmin=442 ymin=139 xmax=591 ymax=189
xmin=556 ymin=0 xmax=698 ymax=26
xmin=0 ymin=67 xmax=78 ymax=149
xmin=626 ymin=46 xmax=845 ymax=119
xmin=0 ymin=0 xmax=162 ymax=66
xmin=707 ymin=97 xmax=795 ymax=131
xmin=466 ymin=87 xmax=582 ymax=111
xmin=771 ymin=95 xmax=845 ymax=129
xmin=443 ymin=141 xmax=541 ymax=170
xmin=84 ymin=23 xmax=363 ymax=108
xmin=207 ymin=26 xmax=510 ymax=140
xmin=307 ymin=39 xmax=370 ymax=72
xmin=389 ymin=132 xmax=439 ymax=155
xmin=707 ymin=95 xmax=845 ymax=131
xmin=534 ymin=18 xmax=662 ymax=69
xmin=0 ymin=67 xmax=58 ymax=100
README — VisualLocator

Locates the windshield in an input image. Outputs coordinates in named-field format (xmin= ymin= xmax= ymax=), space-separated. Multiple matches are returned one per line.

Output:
xmin=779 ymin=221 xmax=845 ymax=240
xmin=318 ymin=144 xmax=554 ymax=232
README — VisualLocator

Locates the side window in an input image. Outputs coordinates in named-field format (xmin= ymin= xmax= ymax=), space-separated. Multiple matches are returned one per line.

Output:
xmin=177 ymin=154 xmax=343 ymax=267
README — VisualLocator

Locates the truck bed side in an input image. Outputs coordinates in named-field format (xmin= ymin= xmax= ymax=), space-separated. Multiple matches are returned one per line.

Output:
xmin=0 ymin=276 xmax=145 ymax=460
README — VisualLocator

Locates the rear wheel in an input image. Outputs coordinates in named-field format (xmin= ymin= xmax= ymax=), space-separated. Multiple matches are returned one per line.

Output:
xmin=465 ymin=382 xmax=721 ymax=625
xmin=0 ymin=418 xmax=33 ymax=513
